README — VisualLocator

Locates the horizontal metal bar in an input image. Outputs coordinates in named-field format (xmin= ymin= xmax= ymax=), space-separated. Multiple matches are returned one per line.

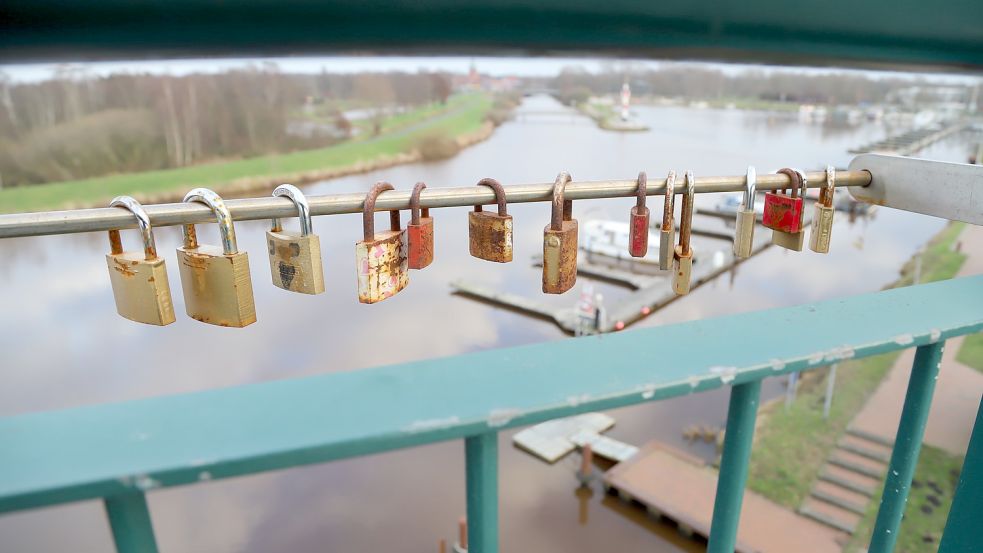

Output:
xmin=0 ymin=170 xmax=869 ymax=239
xmin=0 ymin=275 xmax=979 ymax=514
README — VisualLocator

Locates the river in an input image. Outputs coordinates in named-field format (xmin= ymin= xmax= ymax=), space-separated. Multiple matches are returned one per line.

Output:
xmin=0 ymin=95 xmax=974 ymax=552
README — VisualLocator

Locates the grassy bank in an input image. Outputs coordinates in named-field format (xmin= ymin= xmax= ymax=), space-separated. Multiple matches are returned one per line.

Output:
xmin=0 ymin=94 xmax=492 ymax=214
xmin=956 ymin=333 xmax=983 ymax=372
xmin=747 ymin=220 xmax=969 ymax=510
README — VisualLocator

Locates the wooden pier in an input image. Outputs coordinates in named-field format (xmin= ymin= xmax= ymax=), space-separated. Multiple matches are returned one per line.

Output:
xmin=849 ymin=119 xmax=967 ymax=155
xmin=603 ymin=442 xmax=844 ymax=553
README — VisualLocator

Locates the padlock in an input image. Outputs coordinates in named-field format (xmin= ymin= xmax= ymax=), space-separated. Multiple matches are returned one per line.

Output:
xmin=267 ymin=183 xmax=324 ymax=294
xmin=543 ymin=171 xmax=578 ymax=294
xmin=771 ymin=169 xmax=808 ymax=251
xmin=407 ymin=181 xmax=434 ymax=270
xmin=176 ymin=188 xmax=256 ymax=328
xmin=468 ymin=177 xmax=513 ymax=263
xmin=659 ymin=170 xmax=676 ymax=271
xmin=763 ymin=167 xmax=805 ymax=234
xmin=733 ymin=166 xmax=756 ymax=259
xmin=672 ymin=171 xmax=696 ymax=296
xmin=629 ymin=172 xmax=650 ymax=258
xmin=105 ymin=196 xmax=176 ymax=326
xmin=355 ymin=181 xmax=408 ymax=304
xmin=809 ymin=165 xmax=836 ymax=254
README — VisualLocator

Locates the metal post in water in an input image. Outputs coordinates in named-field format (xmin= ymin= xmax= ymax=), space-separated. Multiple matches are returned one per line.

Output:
xmin=580 ymin=443 xmax=594 ymax=483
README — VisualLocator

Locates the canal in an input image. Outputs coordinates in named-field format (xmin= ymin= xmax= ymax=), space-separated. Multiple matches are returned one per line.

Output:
xmin=0 ymin=95 xmax=973 ymax=552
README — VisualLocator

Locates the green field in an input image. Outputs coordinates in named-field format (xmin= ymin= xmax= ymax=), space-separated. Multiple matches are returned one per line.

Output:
xmin=0 ymin=94 xmax=491 ymax=214
xmin=956 ymin=333 xmax=983 ymax=372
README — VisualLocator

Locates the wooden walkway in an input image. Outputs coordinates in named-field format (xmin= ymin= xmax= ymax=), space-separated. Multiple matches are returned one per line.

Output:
xmin=603 ymin=442 xmax=845 ymax=553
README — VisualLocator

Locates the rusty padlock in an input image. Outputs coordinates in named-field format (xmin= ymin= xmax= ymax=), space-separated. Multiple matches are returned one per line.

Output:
xmin=659 ymin=170 xmax=676 ymax=270
xmin=672 ymin=171 xmax=696 ymax=296
xmin=763 ymin=167 xmax=805 ymax=235
xmin=543 ymin=171 xmax=578 ymax=294
xmin=733 ymin=166 xmax=756 ymax=259
xmin=105 ymin=196 xmax=176 ymax=326
xmin=771 ymin=169 xmax=809 ymax=251
xmin=177 ymin=188 xmax=256 ymax=327
xmin=809 ymin=165 xmax=836 ymax=254
xmin=629 ymin=172 xmax=650 ymax=258
xmin=407 ymin=182 xmax=434 ymax=270
xmin=355 ymin=182 xmax=408 ymax=303
xmin=469 ymin=178 xmax=513 ymax=263
xmin=267 ymin=184 xmax=325 ymax=295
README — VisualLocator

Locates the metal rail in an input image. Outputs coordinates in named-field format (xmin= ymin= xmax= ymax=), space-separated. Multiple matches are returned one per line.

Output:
xmin=0 ymin=170 xmax=870 ymax=239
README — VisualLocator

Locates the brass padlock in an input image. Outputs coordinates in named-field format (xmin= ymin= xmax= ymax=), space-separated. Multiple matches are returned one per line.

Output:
xmin=105 ymin=196 xmax=176 ymax=326
xmin=177 ymin=188 xmax=256 ymax=327
xmin=543 ymin=171 xmax=578 ymax=294
xmin=267 ymin=184 xmax=324 ymax=294
xmin=733 ymin=166 xmax=756 ymax=259
xmin=407 ymin=182 xmax=434 ymax=270
xmin=628 ymin=172 xmax=650 ymax=258
xmin=809 ymin=165 xmax=836 ymax=254
xmin=672 ymin=171 xmax=696 ymax=296
xmin=772 ymin=168 xmax=808 ymax=251
xmin=469 ymin=178 xmax=513 ymax=263
xmin=355 ymin=182 xmax=408 ymax=303
xmin=659 ymin=170 xmax=676 ymax=271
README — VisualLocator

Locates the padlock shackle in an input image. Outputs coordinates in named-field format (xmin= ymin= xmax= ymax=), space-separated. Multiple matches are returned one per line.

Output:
xmin=182 ymin=188 xmax=238 ymax=254
xmin=550 ymin=171 xmax=573 ymax=231
xmin=679 ymin=170 xmax=696 ymax=254
xmin=743 ymin=166 xmax=756 ymax=209
xmin=822 ymin=165 xmax=836 ymax=207
xmin=793 ymin=168 xmax=809 ymax=226
xmin=410 ymin=181 xmax=428 ymax=225
xmin=776 ymin=167 xmax=800 ymax=198
xmin=362 ymin=181 xmax=398 ymax=240
xmin=270 ymin=184 xmax=312 ymax=236
xmin=108 ymin=195 xmax=157 ymax=260
xmin=635 ymin=172 xmax=647 ymax=209
xmin=474 ymin=178 xmax=508 ymax=216
xmin=662 ymin=170 xmax=676 ymax=231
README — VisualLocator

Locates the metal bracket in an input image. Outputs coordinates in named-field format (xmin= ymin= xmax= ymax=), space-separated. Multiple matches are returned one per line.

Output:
xmin=848 ymin=154 xmax=983 ymax=224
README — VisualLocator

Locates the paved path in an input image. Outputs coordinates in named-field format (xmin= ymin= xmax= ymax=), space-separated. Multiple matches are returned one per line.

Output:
xmin=851 ymin=223 xmax=983 ymax=456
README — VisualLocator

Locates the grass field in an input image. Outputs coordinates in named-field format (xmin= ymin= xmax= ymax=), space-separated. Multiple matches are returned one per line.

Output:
xmin=956 ymin=333 xmax=983 ymax=373
xmin=0 ymin=94 xmax=491 ymax=214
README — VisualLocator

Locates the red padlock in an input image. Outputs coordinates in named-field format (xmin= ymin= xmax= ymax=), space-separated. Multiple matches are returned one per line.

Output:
xmin=628 ymin=171 xmax=650 ymax=258
xmin=762 ymin=168 xmax=805 ymax=233
xmin=407 ymin=181 xmax=434 ymax=270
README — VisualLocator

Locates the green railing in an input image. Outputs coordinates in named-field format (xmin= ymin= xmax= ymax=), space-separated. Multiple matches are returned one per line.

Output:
xmin=1 ymin=275 xmax=981 ymax=552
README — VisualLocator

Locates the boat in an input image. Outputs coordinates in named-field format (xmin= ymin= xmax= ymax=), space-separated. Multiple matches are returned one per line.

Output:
xmin=581 ymin=219 xmax=662 ymax=265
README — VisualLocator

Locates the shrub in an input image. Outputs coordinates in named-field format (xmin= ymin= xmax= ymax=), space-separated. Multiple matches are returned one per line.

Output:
xmin=414 ymin=131 xmax=460 ymax=161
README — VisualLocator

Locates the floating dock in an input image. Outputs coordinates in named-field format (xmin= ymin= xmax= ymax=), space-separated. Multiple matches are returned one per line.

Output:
xmin=512 ymin=412 xmax=618 ymax=463
xmin=849 ymin=120 xmax=967 ymax=155
xmin=603 ymin=442 xmax=844 ymax=553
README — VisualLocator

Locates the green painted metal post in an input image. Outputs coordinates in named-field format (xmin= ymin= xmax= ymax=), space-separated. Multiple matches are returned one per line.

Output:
xmin=707 ymin=380 xmax=762 ymax=553
xmin=465 ymin=432 xmax=499 ymax=553
xmin=868 ymin=341 xmax=944 ymax=553
xmin=938 ymin=395 xmax=982 ymax=552
xmin=103 ymin=492 xmax=159 ymax=553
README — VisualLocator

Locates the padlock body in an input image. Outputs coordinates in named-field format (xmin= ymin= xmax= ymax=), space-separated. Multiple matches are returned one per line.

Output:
xmin=629 ymin=206 xmax=650 ymax=258
xmin=542 ymin=220 xmax=578 ymax=294
xmin=407 ymin=217 xmax=435 ymax=270
xmin=468 ymin=211 xmax=513 ymax=263
xmin=355 ymin=229 xmax=408 ymax=304
xmin=106 ymin=252 xmax=176 ymax=326
xmin=659 ymin=226 xmax=674 ymax=271
xmin=733 ymin=208 xmax=755 ymax=258
xmin=809 ymin=204 xmax=834 ymax=253
xmin=177 ymin=245 xmax=256 ymax=327
xmin=762 ymin=192 xmax=804 ymax=233
xmin=672 ymin=245 xmax=693 ymax=295
xmin=267 ymin=230 xmax=325 ymax=295
xmin=772 ymin=229 xmax=805 ymax=251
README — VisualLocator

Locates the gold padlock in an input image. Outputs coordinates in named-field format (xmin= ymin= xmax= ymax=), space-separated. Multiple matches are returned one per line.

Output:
xmin=733 ymin=166 xmax=756 ymax=259
xmin=772 ymin=169 xmax=808 ymax=251
xmin=176 ymin=188 xmax=256 ymax=327
xmin=809 ymin=165 xmax=836 ymax=254
xmin=105 ymin=196 xmax=176 ymax=326
xmin=659 ymin=170 xmax=676 ymax=271
xmin=543 ymin=171 xmax=578 ymax=294
xmin=672 ymin=171 xmax=696 ymax=295
xmin=355 ymin=181 xmax=409 ymax=304
xmin=267 ymin=184 xmax=325 ymax=294
xmin=469 ymin=178 xmax=513 ymax=263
